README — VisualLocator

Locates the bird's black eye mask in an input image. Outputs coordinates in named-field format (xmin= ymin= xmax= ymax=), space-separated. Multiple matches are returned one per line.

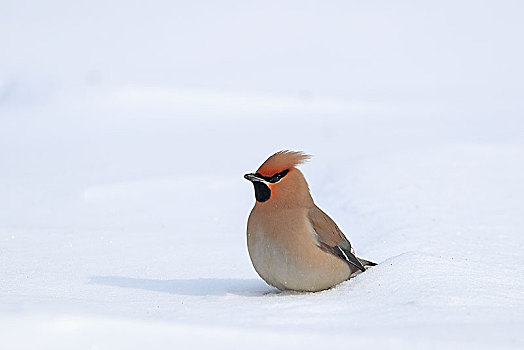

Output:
xmin=249 ymin=169 xmax=290 ymax=202
xmin=255 ymin=169 xmax=290 ymax=183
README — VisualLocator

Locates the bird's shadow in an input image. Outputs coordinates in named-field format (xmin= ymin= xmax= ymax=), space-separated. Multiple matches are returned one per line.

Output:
xmin=89 ymin=276 xmax=277 ymax=297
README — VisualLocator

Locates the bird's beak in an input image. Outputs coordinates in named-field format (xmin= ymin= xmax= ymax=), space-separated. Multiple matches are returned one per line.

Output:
xmin=244 ymin=173 xmax=264 ymax=183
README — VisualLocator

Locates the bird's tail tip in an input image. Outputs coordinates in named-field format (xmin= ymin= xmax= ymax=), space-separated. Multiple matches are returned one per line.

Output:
xmin=358 ymin=257 xmax=377 ymax=269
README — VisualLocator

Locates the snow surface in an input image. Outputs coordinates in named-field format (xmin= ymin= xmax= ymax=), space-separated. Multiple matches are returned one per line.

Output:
xmin=1 ymin=1 xmax=524 ymax=348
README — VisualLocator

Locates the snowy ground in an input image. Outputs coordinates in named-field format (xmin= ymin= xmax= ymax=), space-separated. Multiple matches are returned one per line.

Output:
xmin=1 ymin=1 xmax=524 ymax=349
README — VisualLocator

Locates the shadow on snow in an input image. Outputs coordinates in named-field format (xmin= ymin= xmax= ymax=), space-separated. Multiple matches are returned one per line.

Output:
xmin=89 ymin=276 xmax=275 ymax=297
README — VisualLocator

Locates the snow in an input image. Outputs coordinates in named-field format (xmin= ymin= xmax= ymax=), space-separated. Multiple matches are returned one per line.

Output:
xmin=1 ymin=1 xmax=524 ymax=348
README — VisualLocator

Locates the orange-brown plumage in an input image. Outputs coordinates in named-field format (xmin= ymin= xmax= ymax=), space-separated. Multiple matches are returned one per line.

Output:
xmin=244 ymin=150 xmax=376 ymax=292
xmin=256 ymin=150 xmax=311 ymax=176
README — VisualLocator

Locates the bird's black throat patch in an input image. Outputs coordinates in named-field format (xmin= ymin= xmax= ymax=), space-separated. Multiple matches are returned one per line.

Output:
xmin=253 ymin=182 xmax=271 ymax=202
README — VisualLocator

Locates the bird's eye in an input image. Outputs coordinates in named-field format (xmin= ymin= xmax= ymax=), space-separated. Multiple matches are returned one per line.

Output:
xmin=270 ymin=169 xmax=289 ymax=183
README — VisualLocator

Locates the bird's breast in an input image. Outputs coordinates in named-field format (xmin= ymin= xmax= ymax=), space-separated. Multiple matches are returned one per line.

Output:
xmin=246 ymin=210 xmax=350 ymax=292
xmin=247 ymin=228 xmax=290 ymax=291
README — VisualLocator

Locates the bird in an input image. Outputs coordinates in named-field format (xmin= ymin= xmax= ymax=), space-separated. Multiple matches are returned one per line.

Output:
xmin=244 ymin=150 xmax=376 ymax=292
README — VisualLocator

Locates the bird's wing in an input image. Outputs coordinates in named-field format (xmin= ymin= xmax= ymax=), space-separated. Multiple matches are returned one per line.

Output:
xmin=307 ymin=206 xmax=366 ymax=272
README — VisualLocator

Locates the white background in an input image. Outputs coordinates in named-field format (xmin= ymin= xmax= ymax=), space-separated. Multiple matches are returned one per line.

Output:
xmin=1 ymin=1 xmax=523 ymax=348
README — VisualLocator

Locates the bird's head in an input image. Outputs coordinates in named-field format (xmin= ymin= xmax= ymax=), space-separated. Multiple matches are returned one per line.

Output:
xmin=244 ymin=150 xmax=313 ymax=207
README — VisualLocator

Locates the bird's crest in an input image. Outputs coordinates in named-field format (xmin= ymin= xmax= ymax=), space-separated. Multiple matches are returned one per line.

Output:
xmin=257 ymin=150 xmax=311 ymax=176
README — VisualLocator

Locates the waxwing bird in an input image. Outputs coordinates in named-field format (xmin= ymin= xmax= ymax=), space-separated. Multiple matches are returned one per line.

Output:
xmin=244 ymin=150 xmax=376 ymax=292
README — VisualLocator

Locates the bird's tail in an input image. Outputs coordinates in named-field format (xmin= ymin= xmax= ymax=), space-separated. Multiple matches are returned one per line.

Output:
xmin=358 ymin=257 xmax=377 ymax=269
